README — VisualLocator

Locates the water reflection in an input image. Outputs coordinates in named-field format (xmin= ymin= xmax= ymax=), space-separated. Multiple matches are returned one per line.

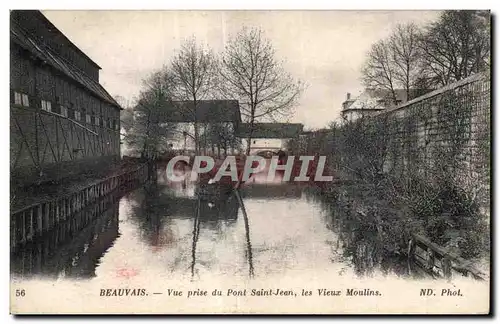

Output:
xmin=11 ymin=175 xmax=413 ymax=281
xmin=304 ymin=187 xmax=410 ymax=278
xmin=191 ymin=198 xmax=201 ymax=278
xmin=234 ymin=189 xmax=254 ymax=278
xmin=11 ymin=194 xmax=120 ymax=279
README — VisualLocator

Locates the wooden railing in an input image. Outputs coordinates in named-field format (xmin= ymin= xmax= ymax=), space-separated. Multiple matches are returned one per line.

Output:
xmin=408 ymin=233 xmax=487 ymax=281
xmin=10 ymin=163 xmax=149 ymax=252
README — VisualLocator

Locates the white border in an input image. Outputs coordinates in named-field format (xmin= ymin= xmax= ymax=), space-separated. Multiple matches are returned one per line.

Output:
xmin=1 ymin=1 xmax=497 ymax=323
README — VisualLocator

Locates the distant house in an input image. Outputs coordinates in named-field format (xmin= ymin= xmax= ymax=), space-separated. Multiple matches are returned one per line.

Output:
xmin=341 ymin=89 xmax=421 ymax=122
xmin=161 ymin=100 xmax=242 ymax=154
xmin=235 ymin=123 xmax=304 ymax=155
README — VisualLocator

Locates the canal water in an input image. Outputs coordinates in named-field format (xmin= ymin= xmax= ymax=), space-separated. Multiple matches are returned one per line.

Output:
xmin=11 ymin=164 xmax=411 ymax=282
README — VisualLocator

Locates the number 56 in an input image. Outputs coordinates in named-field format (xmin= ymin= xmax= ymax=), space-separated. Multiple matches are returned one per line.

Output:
xmin=15 ymin=289 xmax=25 ymax=297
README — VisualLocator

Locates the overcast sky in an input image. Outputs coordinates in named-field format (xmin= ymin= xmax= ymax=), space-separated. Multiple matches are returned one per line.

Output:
xmin=43 ymin=10 xmax=441 ymax=129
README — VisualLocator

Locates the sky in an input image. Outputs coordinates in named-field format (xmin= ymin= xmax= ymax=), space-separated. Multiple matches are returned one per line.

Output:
xmin=43 ymin=10 xmax=441 ymax=130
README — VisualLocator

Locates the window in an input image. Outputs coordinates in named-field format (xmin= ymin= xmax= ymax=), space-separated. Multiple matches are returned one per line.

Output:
xmin=74 ymin=111 xmax=81 ymax=121
xmin=14 ymin=92 xmax=22 ymax=105
xmin=86 ymin=114 xmax=91 ymax=124
xmin=95 ymin=116 xmax=100 ymax=126
xmin=60 ymin=106 xmax=68 ymax=117
xmin=22 ymin=94 xmax=29 ymax=107
xmin=14 ymin=92 xmax=30 ymax=107
xmin=41 ymin=100 xmax=52 ymax=112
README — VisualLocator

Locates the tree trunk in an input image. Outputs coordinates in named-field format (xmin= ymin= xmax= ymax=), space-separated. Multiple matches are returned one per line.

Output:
xmin=245 ymin=119 xmax=255 ymax=156
xmin=203 ymin=124 xmax=208 ymax=155
xmin=194 ymin=122 xmax=199 ymax=155
xmin=193 ymin=98 xmax=199 ymax=155
xmin=390 ymin=89 xmax=398 ymax=106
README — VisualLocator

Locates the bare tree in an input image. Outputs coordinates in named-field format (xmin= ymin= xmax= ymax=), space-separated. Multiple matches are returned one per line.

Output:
xmin=418 ymin=10 xmax=490 ymax=87
xmin=124 ymin=70 xmax=177 ymax=160
xmin=362 ymin=23 xmax=423 ymax=104
xmin=116 ymin=95 xmax=135 ymax=133
xmin=201 ymin=122 xmax=241 ymax=156
xmin=219 ymin=27 xmax=303 ymax=155
xmin=389 ymin=23 xmax=422 ymax=100
xmin=170 ymin=37 xmax=217 ymax=154
xmin=361 ymin=40 xmax=398 ymax=104
xmin=114 ymin=95 xmax=132 ymax=110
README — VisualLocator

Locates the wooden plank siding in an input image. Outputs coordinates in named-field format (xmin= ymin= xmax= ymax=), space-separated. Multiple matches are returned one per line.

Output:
xmin=10 ymin=32 xmax=121 ymax=187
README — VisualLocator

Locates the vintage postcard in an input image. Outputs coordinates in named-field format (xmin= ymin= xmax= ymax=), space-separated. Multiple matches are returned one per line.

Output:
xmin=9 ymin=9 xmax=491 ymax=314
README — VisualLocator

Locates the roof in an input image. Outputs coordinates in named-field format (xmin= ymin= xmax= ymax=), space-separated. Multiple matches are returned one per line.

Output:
xmin=300 ymin=128 xmax=332 ymax=135
xmin=10 ymin=21 xmax=121 ymax=109
xmin=162 ymin=100 xmax=241 ymax=123
xmin=342 ymin=89 xmax=417 ymax=112
xmin=235 ymin=123 xmax=304 ymax=139
xmin=12 ymin=10 xmax=101 ymax=70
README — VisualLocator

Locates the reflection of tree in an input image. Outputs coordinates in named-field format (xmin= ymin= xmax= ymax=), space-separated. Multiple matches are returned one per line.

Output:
xmin=198 ymin=190 xmax=239 ymax=225
xmin=127 ymin=182 xmax=177 ymax=250
xmin=128 ymin=181 xmax=257 ymax=279
xmin=188 ymin=187 xmax=254 ymax=279
xmin=306 ymin=188 xmax=408 ymax=277
xmin=191 ymin=198 xmax=201 ymax=279
xmin=234 ymin=189 xmax=255 ymax=278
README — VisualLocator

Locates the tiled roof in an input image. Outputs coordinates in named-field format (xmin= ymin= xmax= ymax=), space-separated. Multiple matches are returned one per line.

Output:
xmin=235 ymin=123 xmax=304 ymax=139
xmin=10 ymin=22 xmax=121 ymax=109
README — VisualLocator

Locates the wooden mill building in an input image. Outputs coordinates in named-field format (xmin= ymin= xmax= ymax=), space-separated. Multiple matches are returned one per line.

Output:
xmin=10 ymin=10 xmax=122 ymax=187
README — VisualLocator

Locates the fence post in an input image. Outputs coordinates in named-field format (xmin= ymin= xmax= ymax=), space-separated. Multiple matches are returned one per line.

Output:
xmin=426 ymin=247 xmax=435 ymax=271
xmin=408 ymin=238 xmax=415 ymax=262
xmin=442 ymin=257 xmax=452 ymax=279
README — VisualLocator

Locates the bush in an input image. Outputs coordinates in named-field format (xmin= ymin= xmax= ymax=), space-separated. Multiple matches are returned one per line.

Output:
xmin=390 ymin=173 xmax=489 ymax=259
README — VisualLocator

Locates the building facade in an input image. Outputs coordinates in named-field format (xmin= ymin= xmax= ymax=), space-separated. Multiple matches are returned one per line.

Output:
xmin=10 ymin=10 xmax=122 ymax=186
xmin=340 ymin=89 xmax=419 ymax=122
xmin=235 ymin=123 xmax=304 ymax=155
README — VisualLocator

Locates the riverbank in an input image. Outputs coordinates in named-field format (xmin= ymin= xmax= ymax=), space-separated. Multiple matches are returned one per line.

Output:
xmin=11 ymin=158 xmax=143 ymax=212
xmin=309 ymin=175 xmax=490 ymax=279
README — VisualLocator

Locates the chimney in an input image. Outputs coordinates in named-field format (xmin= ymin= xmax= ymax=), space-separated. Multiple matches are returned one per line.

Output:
xmin=346 ymin=92 xmax=351 ymax=100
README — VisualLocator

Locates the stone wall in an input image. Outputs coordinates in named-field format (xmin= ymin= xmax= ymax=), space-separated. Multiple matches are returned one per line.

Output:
xmin=378 ymin=72 xmax=490 ymax=205
xmin=294 ymin=72 xmax=490 ymax=207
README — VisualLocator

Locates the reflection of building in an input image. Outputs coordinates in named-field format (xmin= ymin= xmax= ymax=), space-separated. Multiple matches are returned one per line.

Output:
xmin=235 ymin=123 xmax=304 ymax=155
xmin=240 ymin=184 xmax=303 ymax=199
xmin=10 ymin=11 xmax=122 ymax=187
xmin=11 ymin=201 xmax=119 ymax=279
xmin=341 ymin=90 xmax=420 ymax=122
xmin=152 ymin=189 xmax=239 ymax=222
